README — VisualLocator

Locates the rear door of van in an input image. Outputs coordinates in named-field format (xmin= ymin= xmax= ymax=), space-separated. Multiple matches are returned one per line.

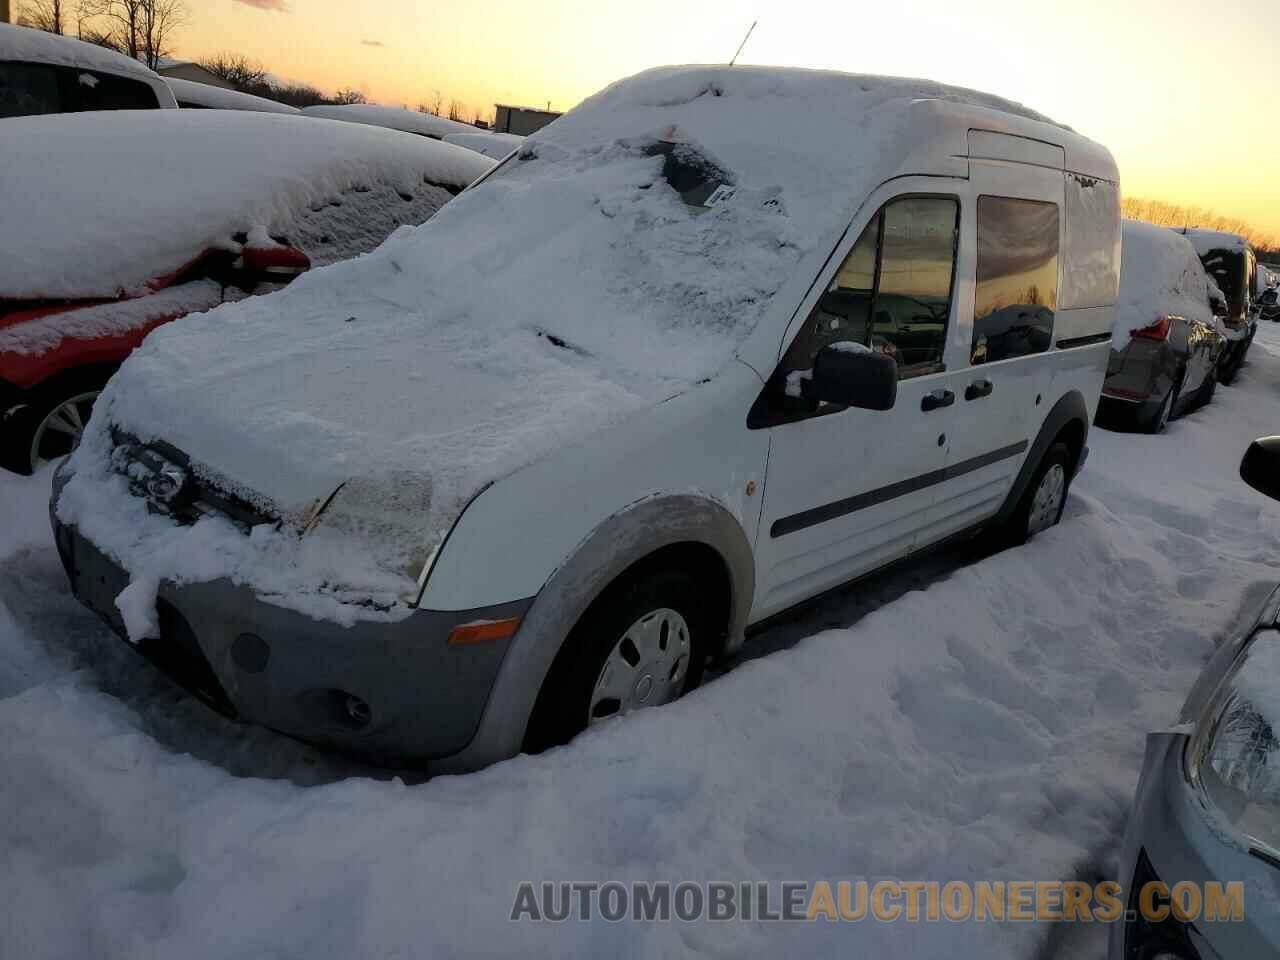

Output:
xmin=923 ymin=140 xmax=1065 ymax=542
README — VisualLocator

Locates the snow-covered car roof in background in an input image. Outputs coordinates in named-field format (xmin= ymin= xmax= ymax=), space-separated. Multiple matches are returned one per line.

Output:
xmin=166 ymin=77 xmax=300 ymax=115
xmin=1177 ymin=228 xmax=1251 ymax=255
xmin=0 ymin=21 xmax=176 ymax=107
xmin=1114 ymin=219 xmax=1216 ymax=349
xmin=302 ymin=103 xmax=481 ymax=140
xmin=0 ymin=110 xmax=493 ymax=300
xmin=442 ymin=130 xmax=523 ymax=159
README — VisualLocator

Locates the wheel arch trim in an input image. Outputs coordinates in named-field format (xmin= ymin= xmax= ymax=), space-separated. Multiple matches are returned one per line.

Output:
xmin=994 ymin=389 xmax=1090 ymax=526
xmin=432 ymin=492 xmax=755 ymax=772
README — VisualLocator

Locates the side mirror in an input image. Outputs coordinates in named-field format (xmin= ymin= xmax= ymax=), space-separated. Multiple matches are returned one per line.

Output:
xmin=1240 ymin=437 xmax=1280 ymax=502
xmin=803 ymin=343 xmax=897 ymax=411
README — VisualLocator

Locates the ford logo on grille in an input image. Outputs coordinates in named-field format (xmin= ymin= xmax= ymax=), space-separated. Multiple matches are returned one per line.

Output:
xmin=146 ymin=464 xmax=188 ymax=505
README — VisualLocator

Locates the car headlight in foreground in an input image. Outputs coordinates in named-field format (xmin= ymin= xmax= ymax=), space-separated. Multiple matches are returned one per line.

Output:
xmin=1186 ymin=629 xmax=1280 ymax=868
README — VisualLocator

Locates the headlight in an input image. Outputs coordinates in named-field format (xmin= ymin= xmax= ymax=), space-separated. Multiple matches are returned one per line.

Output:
xmin=1186 ymin=628 xmax=1280 ymax=863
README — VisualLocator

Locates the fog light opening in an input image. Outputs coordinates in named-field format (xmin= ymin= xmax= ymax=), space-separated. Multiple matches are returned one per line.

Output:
xmin=345 ymin=694 xmax=371 ymax=728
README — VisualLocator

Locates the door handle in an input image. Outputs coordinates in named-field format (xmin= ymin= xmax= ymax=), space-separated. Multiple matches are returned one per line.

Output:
xmin=921 ymin=389 xmax=955 ymax=412
xmin=965 ymin=379 xmax=994 ymax=401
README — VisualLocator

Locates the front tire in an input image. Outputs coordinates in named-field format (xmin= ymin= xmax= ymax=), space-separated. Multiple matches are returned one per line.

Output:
xmin=1 ymin=383 xmax=102 ymax=475
xmin=523 ymin=567 xmax=711 ymax=753
xmin=1140 ymin=370 xmax=1182 ymax=434
xmin=1003 ymin=441 xmax=1073 ymax=545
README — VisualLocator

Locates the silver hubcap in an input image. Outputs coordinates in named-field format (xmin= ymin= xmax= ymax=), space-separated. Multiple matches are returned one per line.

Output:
xmin=589 ymin=608 xmax=691 ymax=725
xmin=29 ymin=391 xmax=98 ymax=471
xmin=1027 ymin=462 xmax=1066 ymax=536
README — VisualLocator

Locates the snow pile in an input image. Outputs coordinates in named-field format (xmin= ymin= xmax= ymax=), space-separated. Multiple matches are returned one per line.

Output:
xmin=166 ymin=77 xmax=300 ymax=115
xmin=1114 ymin=220 xmax=1215 ymax=350
xmin=59 ymin=66 xmax=1076 ymax=612
xmin=304 ymin=103 xmax=481 ymax=139
xmin=0 ymin=111 xmax=492 ymax=300
xmin=13 ymin=327 xmax=1280 ymax=956
xmin=1179 ymin=228 xmax=1249 ymax=257
xmin=443 ymin=130 xmax=524 ymax=159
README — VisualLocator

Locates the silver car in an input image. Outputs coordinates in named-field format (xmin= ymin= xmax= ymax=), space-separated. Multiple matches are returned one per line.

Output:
xmin=1109 ymin=438 xmax=1280 ymax=959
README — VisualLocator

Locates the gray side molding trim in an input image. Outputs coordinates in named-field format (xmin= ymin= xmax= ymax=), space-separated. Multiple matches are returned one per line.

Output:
xmin=433 ymin=494 xmax=755 ymax=773
xmin=994 ymin=390 xmax=1090 ymax=526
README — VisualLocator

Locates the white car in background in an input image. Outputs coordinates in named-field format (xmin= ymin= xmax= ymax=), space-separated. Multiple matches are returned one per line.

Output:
xmin=52 ymin=65 xmax=1120 ymax=772
xmin=0 ymin=21 xmax=176 ymax=117
xmin=166 ymin=76 xmax=300 ymax=115
xmin=303 ymin=102 xmax=483 ymax=140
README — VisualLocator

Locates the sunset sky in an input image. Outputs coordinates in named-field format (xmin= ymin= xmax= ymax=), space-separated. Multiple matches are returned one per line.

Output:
xmin=171 ymin=0 xmax=1280 ymax=236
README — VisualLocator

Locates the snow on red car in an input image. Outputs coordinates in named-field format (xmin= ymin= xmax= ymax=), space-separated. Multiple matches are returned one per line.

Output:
xmin=0 ymin=109 xmax=492 ymax=473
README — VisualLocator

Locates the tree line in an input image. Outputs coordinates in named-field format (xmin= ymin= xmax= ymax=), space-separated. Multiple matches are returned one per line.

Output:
xmin=1122 ymin=196 xmax=1280 ymax=261
xmin=19 ymin=0 xmax=185 ymax=70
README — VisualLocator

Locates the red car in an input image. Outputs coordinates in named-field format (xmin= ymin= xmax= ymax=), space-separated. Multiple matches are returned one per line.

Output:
xmin=0 ymin=108 xmax=492 ymax=473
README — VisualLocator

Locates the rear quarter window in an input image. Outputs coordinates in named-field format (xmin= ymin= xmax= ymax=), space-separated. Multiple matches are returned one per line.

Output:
xmin=73 ymin=70 xmax=162 ymax=110
xmin=1059 ymin=174 xmax=1120 ymax=310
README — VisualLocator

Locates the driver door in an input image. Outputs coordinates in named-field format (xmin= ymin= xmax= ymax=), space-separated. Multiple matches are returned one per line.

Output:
xmin=751 ymin=184 xmax=963 ymax=621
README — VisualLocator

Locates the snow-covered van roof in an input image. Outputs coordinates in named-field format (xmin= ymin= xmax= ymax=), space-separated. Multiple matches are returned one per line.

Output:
xmin=166 ymin=77 xmax=300 ymax=115
xmin=0 ymin=21 xmax=175 ymax=107
xmin=0 ymin=110 xmax=493 ymax=300
xmin=66 ymin=65 xmax=1119 ymax=607
xmin=1177 ymin=228 xmax=1251 ymax=256
xmin=302 ymin=103 xmax=480 ymax=140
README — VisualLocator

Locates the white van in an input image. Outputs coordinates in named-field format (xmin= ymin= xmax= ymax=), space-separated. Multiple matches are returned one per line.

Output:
xmin=0 ymin=22 xmax=177 ymax=117
xmin=52 ymin=66 xmax=1120 ymax=770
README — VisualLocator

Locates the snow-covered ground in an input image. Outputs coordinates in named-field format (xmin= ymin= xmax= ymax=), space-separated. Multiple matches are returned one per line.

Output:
xmin=6 ymin=324 xmax=1280 ymax=958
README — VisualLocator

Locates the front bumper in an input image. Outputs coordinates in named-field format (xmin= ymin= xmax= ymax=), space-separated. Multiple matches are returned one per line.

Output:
xmin=51 ymin=509 xmax=532 ymax=767
xmin=1109 ymin=733 xmax=1280 ymax=959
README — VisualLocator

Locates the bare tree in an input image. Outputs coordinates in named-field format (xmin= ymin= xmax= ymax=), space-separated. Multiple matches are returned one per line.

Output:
xmin=1122 ymin=195 xmax=1279 ymax=253
xmin=77 ymin=0 xmax=185 ymax=67
xmin=332 ymin=87 xmax=367 ymax=105
xmin=200 ymin=52 xmax=268 ymax=90
xmin=19 ymin=0 xmax=66 ymax=33
xmin=447 ymin=98 xmax=464 ymax=122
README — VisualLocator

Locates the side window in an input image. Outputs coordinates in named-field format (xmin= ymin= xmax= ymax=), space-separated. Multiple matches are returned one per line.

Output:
xmin=778 ymin=195 xmax=958 ymax=382
xmin=75 ymin=70 xmax=162 ymax=110
xmin=971 ymin=196 xmax=1059 ymax=365
xmin=0 ymin=61 xmax=62 ymax=118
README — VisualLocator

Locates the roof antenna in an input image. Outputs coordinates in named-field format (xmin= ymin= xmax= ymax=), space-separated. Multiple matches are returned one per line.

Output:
xmin=729 ymin=20 xmax=757 ymax=67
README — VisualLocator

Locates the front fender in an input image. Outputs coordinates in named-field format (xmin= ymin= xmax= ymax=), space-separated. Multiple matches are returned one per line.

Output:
xmin=433 ymin=493 xmax=755 ymax=773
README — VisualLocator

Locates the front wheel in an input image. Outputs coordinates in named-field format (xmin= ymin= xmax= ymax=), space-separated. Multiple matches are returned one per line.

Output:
xmin=1139 ymin=370 xmax=1182 ymax=434
xmin=524 ymin=567 xmax=711 ymax=753
xmin=1 ymin=386 xmax=102 ymax=475
xmin=1003 ymin=441 xmax=1073 ymax=545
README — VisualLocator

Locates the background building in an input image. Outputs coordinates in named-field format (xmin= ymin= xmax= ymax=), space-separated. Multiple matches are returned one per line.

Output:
xmin=493 ymin=103 xmax=561 ymax=136
xmin=155 ymin=59 xmax=236 ymax=90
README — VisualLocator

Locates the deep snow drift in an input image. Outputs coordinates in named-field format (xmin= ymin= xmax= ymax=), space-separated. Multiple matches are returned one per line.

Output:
xmin=6 ymin=312 xmax=1280 ymax=959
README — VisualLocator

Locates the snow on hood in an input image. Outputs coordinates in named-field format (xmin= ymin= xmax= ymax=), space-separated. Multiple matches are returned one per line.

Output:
xmin=0 ymin=21 xmax=164 ymax=83
xmin=303 ymin=103 xmax=481 ymax=139
xmin=1178 ymin=228 xmax=1250 ymax=257
xmin=166 ymin=77 xmax=300 ymax=114
xmin=1114 ymin=220 xmax=1215 ymax=350
xmin=0 ymin=111 xmax=493 ymax=300
xmin=65 ymin=66 xmax=1071 ymax=612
